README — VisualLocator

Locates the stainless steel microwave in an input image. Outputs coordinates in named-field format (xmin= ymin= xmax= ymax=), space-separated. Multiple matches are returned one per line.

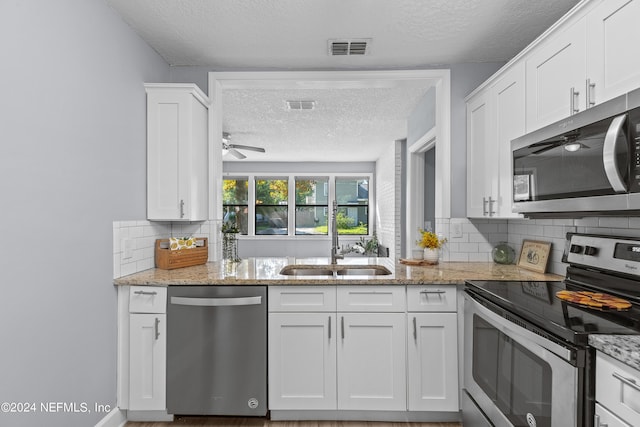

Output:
xmin=512 ymin=89 xmax=640 ymax=217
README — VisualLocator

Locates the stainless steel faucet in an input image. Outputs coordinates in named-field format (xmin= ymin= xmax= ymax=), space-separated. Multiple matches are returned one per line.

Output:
xmin=330 ymin=200 xmax=343 ymax=265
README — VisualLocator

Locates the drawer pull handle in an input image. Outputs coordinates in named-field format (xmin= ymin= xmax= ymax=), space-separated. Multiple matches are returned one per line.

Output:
xmin=612 ymin=372 xmax=640 ymax=392
xmin=420 ymin=290 xmax=446 ymax=294
xmin=341 ymin=316 xmax=345 ymax=340
xmin=328 ymin=316 xmax=331 ymax=340
xmin=134 ymin=290 xmax=158 ymax=296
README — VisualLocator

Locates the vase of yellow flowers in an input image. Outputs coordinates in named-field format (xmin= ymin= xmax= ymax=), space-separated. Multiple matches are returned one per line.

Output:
xmin=417 ymin=229 xmax=447 ymax=264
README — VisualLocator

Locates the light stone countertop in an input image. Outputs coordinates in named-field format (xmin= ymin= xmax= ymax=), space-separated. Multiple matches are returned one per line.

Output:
xmin=589 ymin=335 xmax=640 ymax=371
xmin=114 ymin=257 xmax=564 ymax=286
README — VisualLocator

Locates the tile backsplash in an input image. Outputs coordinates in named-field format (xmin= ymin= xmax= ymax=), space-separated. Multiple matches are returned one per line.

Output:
xmin=115 ymin=216 xmax=640 ymax=279
xmin=438 ymin=216 xmax=640 ymax=276
xmin=113 ymin=220 xmax=220 ymax=278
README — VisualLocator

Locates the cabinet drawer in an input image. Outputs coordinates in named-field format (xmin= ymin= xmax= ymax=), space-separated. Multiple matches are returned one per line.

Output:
xmin=268 ymin=286 xmax=336 ymax=312
xmin=596 ymin=352 xmax=640 ymax=427
xmin=337 ymin=286 xmax=406 ymax=312
xmin=595 ymin=403 xmax=631 ymax=427
xmin=129 ymin=286 xmax=167 ymax=313
xmin=407 ymin=286 xmax=457 ymax=312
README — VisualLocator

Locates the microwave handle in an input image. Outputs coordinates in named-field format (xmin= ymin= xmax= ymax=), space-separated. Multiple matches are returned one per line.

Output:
xmin=603 ymin=113 xmax=628 ymax=193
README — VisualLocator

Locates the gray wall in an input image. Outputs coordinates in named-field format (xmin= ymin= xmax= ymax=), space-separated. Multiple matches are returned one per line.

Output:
xmin=407 ymin=86 xmax=436 ymax=145
xmin=0 ymin=1 xmax=169 ymax=426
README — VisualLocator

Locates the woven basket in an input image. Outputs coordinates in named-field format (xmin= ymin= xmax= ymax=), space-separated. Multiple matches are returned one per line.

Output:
xmin=155 ymin=237 xmax=208 ymax=270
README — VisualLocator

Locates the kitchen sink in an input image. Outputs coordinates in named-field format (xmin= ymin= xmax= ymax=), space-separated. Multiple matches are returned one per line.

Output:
xmin=279 ymin=265 xmax=336 ymax=276
xmin=335 ymin=265 xmax=391 ymax=276
xmin=279 ymin=264 xmax=391 ymax=277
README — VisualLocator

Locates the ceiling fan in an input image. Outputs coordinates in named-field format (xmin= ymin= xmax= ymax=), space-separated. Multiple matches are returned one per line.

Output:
xmin=528 ymin=130 xmax=591 ymax=155
xmin=222 ymin=132 xmax=265 ymax=159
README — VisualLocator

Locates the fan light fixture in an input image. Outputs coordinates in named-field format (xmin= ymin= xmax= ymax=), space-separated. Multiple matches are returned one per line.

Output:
xmin=564 ymin=143 xmax=582 ymax=152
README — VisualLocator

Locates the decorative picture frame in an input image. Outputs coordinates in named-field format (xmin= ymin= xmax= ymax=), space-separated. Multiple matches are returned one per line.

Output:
xmin=517 ymin=240 xmax=552 ymax=273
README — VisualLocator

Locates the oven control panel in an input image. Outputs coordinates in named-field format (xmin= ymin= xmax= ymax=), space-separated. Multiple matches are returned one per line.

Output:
xmin=565 ymin=234 xmax=640 ymax=276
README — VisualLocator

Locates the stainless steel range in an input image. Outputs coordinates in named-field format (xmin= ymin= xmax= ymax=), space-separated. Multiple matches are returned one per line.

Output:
xmin=463 ymin=233 xmax=640 ymax=427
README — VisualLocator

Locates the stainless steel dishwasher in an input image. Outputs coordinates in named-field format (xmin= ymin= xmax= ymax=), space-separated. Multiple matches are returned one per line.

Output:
xmin=166 ymin=285 xmax=267 ymax=416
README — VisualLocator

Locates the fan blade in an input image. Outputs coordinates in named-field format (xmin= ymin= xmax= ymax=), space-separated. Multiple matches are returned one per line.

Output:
xmin=228 ymin=143 xmax=266 ymax=153
xmin=532 ymin=141 xmax=562 ymax=155
xmin=227 ymin=148 xmax=246 ymax=159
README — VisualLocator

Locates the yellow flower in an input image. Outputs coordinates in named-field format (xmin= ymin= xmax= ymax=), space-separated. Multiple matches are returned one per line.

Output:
xmin=417 ymin=229 xmax=447 ymax=249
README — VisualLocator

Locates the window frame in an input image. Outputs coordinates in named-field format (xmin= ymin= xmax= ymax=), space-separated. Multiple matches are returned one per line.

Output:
xmin=222 ymin=177 xmax=249 ymax=235
xmin=222 ymin=172 xmax=374 ymax=239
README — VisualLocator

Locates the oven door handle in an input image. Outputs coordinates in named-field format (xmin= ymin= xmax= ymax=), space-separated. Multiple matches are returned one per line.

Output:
xmin=464 ymin=292 xmax=575 ymax=364
xmin=603 ymin=113 xmax=628 ymax=193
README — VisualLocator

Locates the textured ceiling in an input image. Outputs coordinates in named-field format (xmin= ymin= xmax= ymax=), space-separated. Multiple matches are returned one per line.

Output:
xmin=106 ymin=0 xmax=581 ymax=162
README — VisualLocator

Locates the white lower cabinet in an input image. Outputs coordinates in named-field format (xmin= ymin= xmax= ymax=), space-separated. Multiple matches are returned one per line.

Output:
xmin=129 ymin=313 xmax=167 ymax=410
xmin=337 ymin=312 xmax=406 ymax=410
xmin=268 ymin=285 xmax=459 ymax=417
xmin=595 ymin=352 xmax=640 ymax=427
xmin=407 ymin=312 xmax=458 ymax=411
xmin=120 ymin=286 xmax=170 ymax=420
xmin=268 ymin=312 xmax=337 ymax=409
xmin=407 ymin=287 xmax=459 ymax=412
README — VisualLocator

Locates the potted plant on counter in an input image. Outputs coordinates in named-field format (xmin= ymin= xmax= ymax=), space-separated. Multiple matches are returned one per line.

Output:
xmin=417 ymin=229 xmax=447 ymax=264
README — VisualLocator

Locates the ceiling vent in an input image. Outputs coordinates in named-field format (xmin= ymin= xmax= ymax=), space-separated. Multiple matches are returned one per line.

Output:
xmin=328 ymin=39 xmax=371 ymax=56
xmin=286 ymin=100 xmax=316 ymax=110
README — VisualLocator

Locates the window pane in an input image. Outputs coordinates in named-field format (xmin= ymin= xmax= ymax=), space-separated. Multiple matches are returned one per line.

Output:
xmin=295 ymin=178 xmax=328 ymax=205
xmin=256 ymin=206 xmax=288 ymax=235
xmin=336 ymin=178 xmax=369 ymax=205
xmin=256 ymin=179 xmax=288 ymax=205
xmin=223 ymin=179 xmax=248 ymax=204
xmin=295 ymin=207 xmax=328 ymax=235
xmin=337 ymin=206 xmax=368 ymax=235
xmin=222 ymin=206 xmax=248 ymax=235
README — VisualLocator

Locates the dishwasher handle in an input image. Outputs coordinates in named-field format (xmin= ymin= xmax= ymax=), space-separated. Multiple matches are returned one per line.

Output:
xmin=170 ymin=296 xmax=262 ymax=307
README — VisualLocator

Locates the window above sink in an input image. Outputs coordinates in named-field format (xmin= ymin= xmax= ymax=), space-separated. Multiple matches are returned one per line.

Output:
xmin=223 ymin=172 xmax=373 ymax=239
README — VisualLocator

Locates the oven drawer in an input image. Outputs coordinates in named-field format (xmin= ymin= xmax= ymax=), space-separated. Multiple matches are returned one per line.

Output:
xmin=596 ymin=352 xmax=640 ymax=427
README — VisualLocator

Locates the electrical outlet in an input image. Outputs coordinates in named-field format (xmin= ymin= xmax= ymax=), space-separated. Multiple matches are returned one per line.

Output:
xmin=451 ymin=221 xmax=463 ymax=238
xmin=123 ymin=239 xmax=134 ymax=259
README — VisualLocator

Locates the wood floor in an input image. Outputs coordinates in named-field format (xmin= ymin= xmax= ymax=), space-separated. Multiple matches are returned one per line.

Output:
xmin=125 ymin=416 xmax=462 ymax=427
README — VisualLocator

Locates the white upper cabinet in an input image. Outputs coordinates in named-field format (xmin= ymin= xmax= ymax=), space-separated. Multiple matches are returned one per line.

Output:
xmin=466 ymin=62 xmax=525 ymax=218
xmin=466 ymin=91 xmax=493 ymax=218
xmin=525 ymin=17 xmax=587 ymax=131
xmin=526 ymin=0 xmax=640 ymax=132
xmin=146 ymin=84 xmax=209 ymax=221
xmin=493 ymin=63 xmax=526 ymax=218
xmin=586 ymin=0 xmax=640 ymax=106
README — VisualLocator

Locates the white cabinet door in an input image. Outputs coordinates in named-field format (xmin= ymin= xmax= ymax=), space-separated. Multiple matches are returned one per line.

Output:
xmin=526 ymin=18 xmax=587 ymax=131
xmin=407 ymin=312 xmax=458 ymax=411
xmin=586 ymin=0 xmax=640 ymax=107
xmin=337 ymin=313 xmax=406 ymax=411
xmin=129 ymin=313 xmax=166 ymax=410
xmin=493 ymin=63 xmax=525 ymax=218
xmin=466 ymin=91 xmax=494 ymax=218
xmin=146 ymin=84 xmax=209 ymax=221
xmin=268 ymin=313 xmax=337 ymax=410
xmin=595 ymin=403 xmax=632 ymax=427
